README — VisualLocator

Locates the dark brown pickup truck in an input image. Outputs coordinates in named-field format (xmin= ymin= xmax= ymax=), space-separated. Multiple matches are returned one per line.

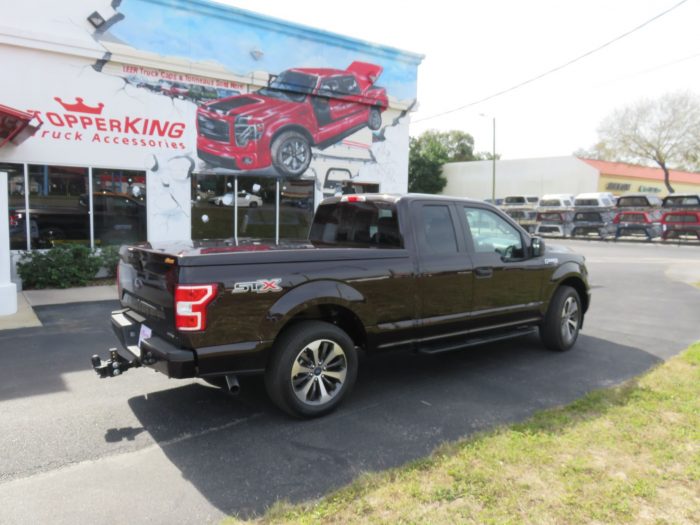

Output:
xmin=93 ymin=194 xmax=590 ymax=417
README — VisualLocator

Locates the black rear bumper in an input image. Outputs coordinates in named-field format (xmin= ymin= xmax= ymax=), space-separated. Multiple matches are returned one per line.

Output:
xmin=110 ymin=309 xmax=196 ymax=378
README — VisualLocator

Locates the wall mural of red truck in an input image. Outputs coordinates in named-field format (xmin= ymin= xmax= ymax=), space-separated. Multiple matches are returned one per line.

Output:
xmin=196 ymin=61 xmax=388 ymax=177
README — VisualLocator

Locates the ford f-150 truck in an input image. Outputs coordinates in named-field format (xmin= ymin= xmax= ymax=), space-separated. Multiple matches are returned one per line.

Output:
xmin=93 ymin=194 xmax=590 ymax=418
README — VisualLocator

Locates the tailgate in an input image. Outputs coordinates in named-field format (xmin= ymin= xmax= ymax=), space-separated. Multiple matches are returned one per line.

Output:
xmin=117 ymin=246 xmax=178 ymax=338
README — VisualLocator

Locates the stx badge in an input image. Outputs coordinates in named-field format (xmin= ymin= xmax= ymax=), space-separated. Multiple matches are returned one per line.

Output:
xmin=232 ymin=278 xmax=283 ymax=294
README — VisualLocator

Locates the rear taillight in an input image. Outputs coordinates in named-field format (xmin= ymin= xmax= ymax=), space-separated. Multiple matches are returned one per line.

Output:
xmin=175 ymin=284 xmax=217 ymax=331
xmin=9 ymin=213 xmax=19 ymax=227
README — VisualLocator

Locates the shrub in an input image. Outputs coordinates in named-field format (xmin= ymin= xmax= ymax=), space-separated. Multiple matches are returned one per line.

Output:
xmin=99 ymin=245 xmax=122 ymax=277
xmin=17 ymin=244 xmax=102 ymax=289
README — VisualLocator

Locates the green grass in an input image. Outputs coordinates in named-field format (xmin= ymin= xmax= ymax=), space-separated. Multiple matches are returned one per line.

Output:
xmin=226 ymin=344 xmax=700 ymax=524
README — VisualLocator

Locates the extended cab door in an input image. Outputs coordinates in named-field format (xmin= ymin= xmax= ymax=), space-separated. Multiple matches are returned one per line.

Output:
xmin=411 ymin=200 xmax=474 ymax=341
xmin=458 ymin=205 xmax=545 ymax=329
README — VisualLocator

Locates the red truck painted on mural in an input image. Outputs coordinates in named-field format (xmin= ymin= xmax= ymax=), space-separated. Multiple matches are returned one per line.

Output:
xmin=196 ymin=61 xmax=388 ymax=177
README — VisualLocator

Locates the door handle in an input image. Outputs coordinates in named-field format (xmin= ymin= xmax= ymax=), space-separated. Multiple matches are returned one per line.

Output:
xmin=475 ymin=267 xmax=493 ymax=278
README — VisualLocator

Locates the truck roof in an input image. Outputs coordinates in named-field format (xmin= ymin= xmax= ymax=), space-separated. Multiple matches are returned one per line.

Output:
xmin=318 ymin=193 xmax=488 ymax=206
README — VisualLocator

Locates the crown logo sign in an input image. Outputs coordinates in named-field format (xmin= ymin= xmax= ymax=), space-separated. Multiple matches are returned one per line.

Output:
xmin=54 ymin=97 xmax=105 ymax=115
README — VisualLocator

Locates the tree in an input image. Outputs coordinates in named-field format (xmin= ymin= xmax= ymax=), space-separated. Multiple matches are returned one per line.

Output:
xmin=592 ymin=91 xmax=700 ymax=193
xmin=408 ymin=130 xmax=482 ymax=193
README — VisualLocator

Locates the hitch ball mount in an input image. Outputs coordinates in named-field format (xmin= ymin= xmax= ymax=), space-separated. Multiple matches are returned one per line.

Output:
xmin=91 ymin=348 xmax=141 ymax=378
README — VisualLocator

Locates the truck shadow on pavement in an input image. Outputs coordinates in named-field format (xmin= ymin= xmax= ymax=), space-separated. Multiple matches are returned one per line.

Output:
xmin=0 ymin=301 xmax=120 ymax=402
xmin=126 ymin=333 xmax=661 ymax=519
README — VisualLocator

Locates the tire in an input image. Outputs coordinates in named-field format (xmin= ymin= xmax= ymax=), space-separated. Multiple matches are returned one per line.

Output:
xmin=368 ymin=107 xmax=382 ymax=131
xmin=249 ymin=201 xmax=258 ymax=208
xmin=265 ymin=321 xmax=358 ymax=418
xmin=270 ymin=130 xmax=311 ymax=177
xmin=540 ymin=285 xmax=582 ymax=352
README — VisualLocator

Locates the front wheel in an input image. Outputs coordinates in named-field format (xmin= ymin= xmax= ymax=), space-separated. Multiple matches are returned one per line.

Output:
xmin=265 ymin=321 xmax=358 ymax=418
xmin=540 ymin=285 xmax=582 ymax=351
xmin=270 ymin=130 xmax=311 ymax=177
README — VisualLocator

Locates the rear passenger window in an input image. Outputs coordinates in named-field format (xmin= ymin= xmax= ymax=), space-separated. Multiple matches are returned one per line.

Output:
xmin=309 ymin=201 xmax=401 ymax=248
xmin=420 ymin=205 xmax=457 ymax=254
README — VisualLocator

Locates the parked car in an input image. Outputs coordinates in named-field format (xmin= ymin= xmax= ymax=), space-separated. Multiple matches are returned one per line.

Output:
xmin=9 ymin=209 xmax=38 ymax=249
xmin=10 ymin=191 xmax=146 ymax=247
xmin=196 ymin=61 xmax=388 ymax=177
xmin=500 ymin=196 xmax=540 ymax=233
xmin=208 ymin=190 xmax=263 ymax=208
xmin=571 ymin=210 xmax=616 ymax=238
xmin=187 ymin=85 xmax=219 ymax=104
xmin=92 ymin=194 xmax=590 ymax=418
xmin=535 ymin=211 xmax=575 ymax=237
xmin=661 ymin=210 xmax=700 ymax=240
xmin=535 ymin=194 xmax=575 ymax=237
xmin=662 ymin=194 xmax=700 ymax=210
xmin=613 ymin=210 xmax=663 ymax=240
xmin=503 ymin=208 xmax=538 ymax=233
xmin=164 ymin=82 xmax=190 ymax=99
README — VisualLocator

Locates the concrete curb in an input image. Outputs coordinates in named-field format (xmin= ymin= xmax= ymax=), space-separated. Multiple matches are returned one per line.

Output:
xmin=0 ymin=293 xmax=42 ymax=331
xmin=23 ymin=285 xmax=118 ymax=307
xmin=0 ymin=285 xmax=117 ymax=331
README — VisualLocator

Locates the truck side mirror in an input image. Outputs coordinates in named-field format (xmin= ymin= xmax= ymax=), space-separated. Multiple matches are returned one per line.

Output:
xmin=531 ymin=236 xmax=544 ymax=258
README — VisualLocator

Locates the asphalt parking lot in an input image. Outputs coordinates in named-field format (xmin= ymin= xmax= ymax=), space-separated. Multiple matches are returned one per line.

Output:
xmin=1 ymin=240 xmax=699 ymax=524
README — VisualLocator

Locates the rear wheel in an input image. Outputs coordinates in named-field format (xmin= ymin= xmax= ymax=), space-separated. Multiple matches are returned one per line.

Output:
xmin=265 ymin=321 xmax=357 ymax=418
xmin=368 ymin=107 xmax=382 ymax=130
xmin=540 ymin=285 xmax=582 ymax=351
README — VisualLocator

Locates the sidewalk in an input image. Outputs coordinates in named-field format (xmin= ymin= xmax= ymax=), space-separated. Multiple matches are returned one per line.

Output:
xmin=0 ymin=285 xmax=117 ymax=331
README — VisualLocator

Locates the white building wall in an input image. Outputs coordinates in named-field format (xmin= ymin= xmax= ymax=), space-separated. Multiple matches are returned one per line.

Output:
xmin=0 ymin=0 xmax=420 ymax=246
xmin=442 ymin=156 xmax=600 ymax=200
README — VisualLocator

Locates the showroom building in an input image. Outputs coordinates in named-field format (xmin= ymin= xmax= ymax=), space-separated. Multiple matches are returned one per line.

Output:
xmin=441 ymin=156 xmax=700 ymax=200
xmin=1 ymin=0 xmax=422 ymax=252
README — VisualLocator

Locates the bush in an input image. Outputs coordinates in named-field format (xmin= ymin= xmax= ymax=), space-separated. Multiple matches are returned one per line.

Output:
xmin=99 ymin=245 xmax=121 ymax=277
xmin=17 ymin=244 xmax=102 ymax=289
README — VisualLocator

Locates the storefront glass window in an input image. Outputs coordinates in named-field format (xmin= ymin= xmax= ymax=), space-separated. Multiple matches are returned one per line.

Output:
xmin=191 ymin=175 xmax=314 ymax=241
xmin=1 ymin=163 xmax=28 ymax=250
xmin=28 ymin=165 xmax=89 ymax=248
xmin=92 ymin=168 xmax=147 ymax=246
xmin=279 ymin=178 xmax=314 ymax=239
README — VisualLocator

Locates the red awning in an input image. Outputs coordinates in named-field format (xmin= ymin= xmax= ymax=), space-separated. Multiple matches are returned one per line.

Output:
xmin=0 ymin=104 xmax=41 ymax=148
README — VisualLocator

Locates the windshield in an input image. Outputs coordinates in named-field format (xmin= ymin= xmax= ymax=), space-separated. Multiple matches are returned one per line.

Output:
xmin=539 ymin=199 xmax=561 ymax=207
xmin=258 ymin=71 xmax=317 ymax=103
xmin=504 ymin=197 xmax=526 ymax=204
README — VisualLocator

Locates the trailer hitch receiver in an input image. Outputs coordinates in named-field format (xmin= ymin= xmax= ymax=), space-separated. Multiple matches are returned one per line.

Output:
xmin=91 ymin=348 xmax=141 ymax=378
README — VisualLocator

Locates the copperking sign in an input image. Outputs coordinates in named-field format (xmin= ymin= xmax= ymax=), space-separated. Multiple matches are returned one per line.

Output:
xmin=27 ymin=96 xmax=187 ymax=150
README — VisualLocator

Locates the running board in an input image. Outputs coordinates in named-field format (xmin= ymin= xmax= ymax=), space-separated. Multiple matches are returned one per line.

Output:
xmin=416 ymin=327 xmax=539 ymax=355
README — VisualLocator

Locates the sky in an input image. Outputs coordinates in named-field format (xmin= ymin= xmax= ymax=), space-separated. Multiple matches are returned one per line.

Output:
xmin=219 ymin=0 xmax=700 ymax=160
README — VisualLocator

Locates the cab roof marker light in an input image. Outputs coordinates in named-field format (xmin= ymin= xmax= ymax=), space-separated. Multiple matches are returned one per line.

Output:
xmin=341 ymin=195 xmax=366 ymax=203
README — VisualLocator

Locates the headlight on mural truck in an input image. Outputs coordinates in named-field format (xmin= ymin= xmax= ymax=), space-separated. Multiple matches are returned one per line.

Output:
xmin=92 ymin=194 xmax=591 ymax=419
xmin=195 ymin=61 xmax=388 ymax=177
